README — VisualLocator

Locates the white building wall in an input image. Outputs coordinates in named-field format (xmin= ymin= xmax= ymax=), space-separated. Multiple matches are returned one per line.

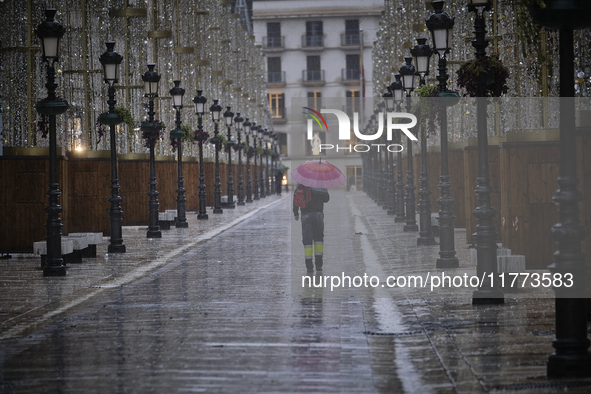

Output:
xmin=253 ymin=0 xmax=384 ymax=188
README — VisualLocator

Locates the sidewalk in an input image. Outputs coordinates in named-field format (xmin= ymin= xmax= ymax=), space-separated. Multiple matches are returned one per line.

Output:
xmin=0 ymin=195 xmax=285 ymax=340
xmin=1 ymin=190 xmax=590 ymax=393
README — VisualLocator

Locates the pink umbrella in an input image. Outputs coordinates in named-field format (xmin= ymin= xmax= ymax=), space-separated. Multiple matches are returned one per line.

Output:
xmin=290 ymin=159 xmax=346 ymax=188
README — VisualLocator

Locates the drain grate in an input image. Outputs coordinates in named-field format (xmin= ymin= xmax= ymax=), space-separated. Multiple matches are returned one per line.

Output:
xmin=494 ymin=381 xmax=591 ymax=391
xmin=530 ymin=330 xmax=554 ymax=336
xmin=363 ymin=330 xmax=425 ymax=337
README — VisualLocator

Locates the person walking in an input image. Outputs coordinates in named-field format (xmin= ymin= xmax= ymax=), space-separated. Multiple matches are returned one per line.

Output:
xmin=275 ymin=170 xmax=283 ymax=195
xmin=293 ymin=184 xmax=330 ymax=272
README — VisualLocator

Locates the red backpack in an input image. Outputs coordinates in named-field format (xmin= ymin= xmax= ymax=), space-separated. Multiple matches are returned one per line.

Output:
xmin=293 ymin=185 xmax=312 ymax=208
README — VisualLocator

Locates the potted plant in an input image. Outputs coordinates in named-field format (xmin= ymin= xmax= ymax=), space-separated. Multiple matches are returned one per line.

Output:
xmin=456 ymin=55 xmax=509 ymax=97
xmin=141 ymin=119 xmax=165 ymax=148
xmin=209 ymin=132 xmax=227 ymax=151
xmin=96 ymin=106 xmax=135 ymax=143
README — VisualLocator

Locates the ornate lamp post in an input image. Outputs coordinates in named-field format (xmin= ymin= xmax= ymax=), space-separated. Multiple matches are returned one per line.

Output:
xmin=383 ymin=88 xmax=395 ymax=214
xmin=141 ymin=63 xmax=162 ymax=239
xmin=390 ymin=75 xmax=405 ymax=223
xmin=243 ymin=118 xmax=254 ymax=203
xmin=99 ymin=42 xmax=126 ymax=253
xmin=270 ymin=132 xmax=277 ymax=195
xmin=169 ymin=80 xmax=188 ymax=228
xmin=193 ymin=90 xmax=208 ymax=219
xmin=251 ymin=124 xmax=260 ymax=200
xmin=35 ymin=9 xmax=69 ymax=276
xmin=426 ymin=0 xmax=459 ymax=268
xmin=411 ymin=38 xmax=437 ymax=246
xmin=210 ymin=100 xmax=223 ymax=214
xmin=400 ymin=57 xmax=418 ymax=232
xmin=265 ymin=129 xmax=272 ymax=196
xmin=467 ymin=0 xmax=503 ymax=304
xmin=234 ymin=112 xmax=245 ymax=206
xmin=523 ymin=0 xmax=591 ymax=378
xmin=258 ymin=127 xmax=266 ymax=198
xmin=223 ymin=107 xmax=235 ymax=209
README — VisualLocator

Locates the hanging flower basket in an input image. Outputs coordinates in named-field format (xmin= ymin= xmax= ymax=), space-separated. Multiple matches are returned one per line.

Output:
xmin=456 ymin=55 xmax=509 ymax=97
xmin=413 ymin=84 xmax=460 ymax=135
xmin=209 ymin=133 xmax=227 ymax=151
xmin=194 ymin=129 xmax=210 ymax=143
xmin=141 ymin=120 xmax=165 ymax=146
xmin=527 ymin=0 xmax=591 ymax=30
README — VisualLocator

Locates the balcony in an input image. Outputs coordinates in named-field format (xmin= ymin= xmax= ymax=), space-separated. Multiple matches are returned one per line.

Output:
xmin=267 ymin=71 xmax=286 ymax=86
xmin=301 ymin=35 xmax=324 ymax=50
xmin=262 ymin=36 xmax=284 ymax=51
xmin=302 ymin=70 xmax=325 ymax=86
xmin=341 ymin=68 xmax=361 ymax=85
xmin=341 ymin=33 xmax=360 ymax=47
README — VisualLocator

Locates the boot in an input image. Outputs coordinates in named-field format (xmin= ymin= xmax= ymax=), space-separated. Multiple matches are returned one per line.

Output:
xmin=315 ymin=256 xmax=323 ymax=271
xmin=305 ymin=259 xmax=314 ymax=273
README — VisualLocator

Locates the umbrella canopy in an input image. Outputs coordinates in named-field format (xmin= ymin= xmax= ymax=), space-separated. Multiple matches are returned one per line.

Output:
xmin=290 ymin=159 xmax=346 ymax=189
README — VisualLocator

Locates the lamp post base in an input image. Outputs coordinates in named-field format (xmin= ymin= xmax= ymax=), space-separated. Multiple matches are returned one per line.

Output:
xmin=417 ymin=237 xmax=437 ymax=246
xmin=213 ymin=208 xmax=223 ymax=214
xmin=548 ymin=353 xmax=591 ymax=378
xmin=43 ymin=264 xmax=66 ymax=276
xmin=176 ymin=221 xmax=189 ymax=228
xmin=147 ymin=230 xmax=162 ymax=238
xmin=237 ymin=201 xmax=246 ymax=206
xmin=436 ymin=257 xmax=459 ymax=268
xmin=108 ymin=244 xmax=126 ymax=253
xmin=472 ymin=288 xmax=504 ymax=305
xmin=403 ymin=224 xmax=418 ymax=232
xmin=198 ymin=213 xmax=209 ymax=220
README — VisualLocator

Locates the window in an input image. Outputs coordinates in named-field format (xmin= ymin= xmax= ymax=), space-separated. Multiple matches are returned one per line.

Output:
xmin=346 ymin=90 xmax=361 ymax=114
xmin=267 ymin=57 xmax=283 ymax=83
xmin=276 ymin=132 xmax=287 ymax=156
xmin=305 ymin=21 xmax=323 ymax=47
xmin=268 ymin=93 xmax=285 ymax=118
xmin=305 ymin=56 xmax=322 ymax=81
xmin=344 ymin=54 xmax=360 ymax=80
xmin=307 ymin=91 xmax=322 ymax=110
xmin=343 ymin=20 xmax=360 ymax=46
xmin=266 ymin=22 xmax=282 ymax=48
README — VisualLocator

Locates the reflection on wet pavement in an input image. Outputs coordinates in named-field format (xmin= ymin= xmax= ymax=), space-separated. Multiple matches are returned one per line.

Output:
xmin=1 ymin=192 xmax=591 ymax=392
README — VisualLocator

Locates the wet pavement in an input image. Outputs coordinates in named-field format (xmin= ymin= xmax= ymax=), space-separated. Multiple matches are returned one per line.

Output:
xmin=1 ymin=191 xmax=591 ymax=393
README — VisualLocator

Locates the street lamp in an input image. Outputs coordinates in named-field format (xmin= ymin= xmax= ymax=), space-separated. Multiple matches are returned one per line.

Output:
xmin=234 ymin=112 xmax=245 ymax=206
xmin=169 ymin=80 xmax=188 ymax=228
xmin=243 ymin=118 xmax=253 ymax=203
xmin=467 ymin=0 xmax=503 ymax=304
xmin=141 ymin=63 xmax=162 ymax=239
xmin=99 ymin=41 xmax=126 ymax=252
xmin=426 ymin=0 xmax=459 ymax=268
xmin=400 ymin=57 xmax=418 ymax=232
xmin=35 ymin=9 xmax=69 ymax=276
xmin=210 ymin=99 xmax=223 ymax=214
xmin=258 ymin=126 xmax=266 ymax=198
xmin=411 ymin=38 xmax=437 ymax=246
xmin=383 ymin=87 xmax=396 ymax=215
xmin=272 ymin=133 xmax=279 ymax=195
xmin=410 ymin=38 xmax=432 ymax=85
xmin=223 ymin=106 xmax=235 ymax=209
xmin=193 ymin=90 xmax=208 ymax=219
xmin=252 ymin=123 xmax=260 ymax=200
xmin=523 ymin=0 xmax=591 ymax=377
xmin=264 ymin=129 xmax=272 ymax=196
xmin=390 ymin=74 xmax=405 ymax=223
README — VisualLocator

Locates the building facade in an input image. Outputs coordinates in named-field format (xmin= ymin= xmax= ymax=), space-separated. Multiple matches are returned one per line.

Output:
xmin=252 ymin=0 xmax=384 ymax=190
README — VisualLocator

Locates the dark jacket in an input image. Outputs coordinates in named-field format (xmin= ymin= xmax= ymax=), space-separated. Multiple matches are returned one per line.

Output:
xmin=293 ymin=185 xmax=330 ymax=215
